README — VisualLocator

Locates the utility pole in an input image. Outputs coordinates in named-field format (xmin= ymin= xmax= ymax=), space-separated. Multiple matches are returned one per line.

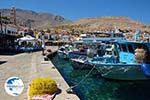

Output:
xmin=0 ymin=12 xmax=3 ymax=34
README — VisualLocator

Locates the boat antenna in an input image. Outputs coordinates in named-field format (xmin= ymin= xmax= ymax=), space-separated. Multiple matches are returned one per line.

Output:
xmin=66 ymin=65 xmax=95 ymax=94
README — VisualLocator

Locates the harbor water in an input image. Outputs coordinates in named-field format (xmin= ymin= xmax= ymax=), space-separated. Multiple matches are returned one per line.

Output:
xmin=51 ymin=54 xmax=150 ymax=100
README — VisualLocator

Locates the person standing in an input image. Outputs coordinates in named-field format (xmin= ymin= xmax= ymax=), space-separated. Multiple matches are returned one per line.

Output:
xmin=41 ymin=43 xmax=45 ymax=55
xmin=41 ymin=31 xmax=45 ymax=55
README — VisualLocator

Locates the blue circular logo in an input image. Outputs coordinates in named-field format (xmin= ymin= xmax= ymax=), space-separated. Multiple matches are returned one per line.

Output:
xmin=4 ymin=76 xmax=24 ymax=96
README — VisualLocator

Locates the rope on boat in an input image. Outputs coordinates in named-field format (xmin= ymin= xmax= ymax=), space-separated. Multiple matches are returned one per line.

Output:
xmin=66 ymin=65 xmax=95 ymax=94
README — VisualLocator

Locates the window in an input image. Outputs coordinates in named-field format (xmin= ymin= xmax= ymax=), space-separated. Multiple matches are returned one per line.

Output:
xmin=116 ymin=44 xmax=121 ymax=51
xmin=106 ymin=51 xmax=112 ymax=55
xmin=128 ymin=44 xmax=134 ymax=53
xmin=121 ymin=44 xmax=127 ymax=52
xmin=7 ymin=30 xmax=11 ymax=34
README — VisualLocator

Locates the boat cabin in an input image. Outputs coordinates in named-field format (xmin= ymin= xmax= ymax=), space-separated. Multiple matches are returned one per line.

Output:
xmin=115 ymin=41 xmax=150 ymax=64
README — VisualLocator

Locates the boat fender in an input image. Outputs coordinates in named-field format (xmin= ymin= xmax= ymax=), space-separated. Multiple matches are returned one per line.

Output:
xmin=141 ymin=63 xmax=150 ymax=77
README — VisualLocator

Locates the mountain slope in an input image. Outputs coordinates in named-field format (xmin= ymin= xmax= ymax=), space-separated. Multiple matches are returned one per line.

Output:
xmin=0 ymin=8 xmax=69 ymax=29
xmin=61 ymin=17 xmax=150 ymax=32
xmin=0 ymin=8 xmax=150 ymax=32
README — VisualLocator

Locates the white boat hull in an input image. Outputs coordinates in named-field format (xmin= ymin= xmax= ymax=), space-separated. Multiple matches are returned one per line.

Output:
xmin=71 ymin=59 xmax=93 ymax=69
xmin=94 ymin=64 xmax=150 ymax=80
xmin=57 ymin=51 xmax=69 ymax=59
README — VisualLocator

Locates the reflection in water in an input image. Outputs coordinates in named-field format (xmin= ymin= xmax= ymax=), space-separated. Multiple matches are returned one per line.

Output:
xmin=51 ymin=55 xmax=150 ymax=100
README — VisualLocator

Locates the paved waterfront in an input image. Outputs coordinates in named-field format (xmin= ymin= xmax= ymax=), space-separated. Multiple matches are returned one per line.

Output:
xmin=0 ymin=46 xmax=80 ymax=100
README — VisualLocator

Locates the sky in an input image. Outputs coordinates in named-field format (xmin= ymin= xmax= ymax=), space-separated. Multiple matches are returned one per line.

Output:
xmin=0 ymin=0 xmax=150 ymax=24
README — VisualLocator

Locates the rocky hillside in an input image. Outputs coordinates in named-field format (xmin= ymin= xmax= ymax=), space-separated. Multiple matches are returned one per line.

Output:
xmin=59 ymin=17 xmax=150 ymax=33
xmin=0 ymin=8 xmax=69 ymax=29
xmin=0 ymin=8 xmax=150 ymax=32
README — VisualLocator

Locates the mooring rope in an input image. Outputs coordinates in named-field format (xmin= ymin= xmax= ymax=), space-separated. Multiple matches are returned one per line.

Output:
xmin=66 ymin=64 xmax=95 ymax=93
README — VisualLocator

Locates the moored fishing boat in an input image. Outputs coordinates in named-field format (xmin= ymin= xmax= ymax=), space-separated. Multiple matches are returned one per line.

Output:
xmin=70 ymin=56 xmax=93 ymax=69
xmin=57 ymin=41 xmax=90 ymax=60
xmin=89 ymin=40 xmax=150 ymax=80
xmin=70 ymin=41 xmax=103 ymax=69
xmin=57 ymin=45 xmax=73 ymax=59
xmin=70 ymin=42 xmax=113 ymax=70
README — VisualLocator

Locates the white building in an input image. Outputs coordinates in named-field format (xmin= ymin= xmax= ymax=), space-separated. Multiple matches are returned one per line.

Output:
xmin=0 ymin=24 xmax=17 ymax=35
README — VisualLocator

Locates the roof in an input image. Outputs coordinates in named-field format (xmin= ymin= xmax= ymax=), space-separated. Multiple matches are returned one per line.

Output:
xmin=17 ymin=35 xmax=36 ymax=41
